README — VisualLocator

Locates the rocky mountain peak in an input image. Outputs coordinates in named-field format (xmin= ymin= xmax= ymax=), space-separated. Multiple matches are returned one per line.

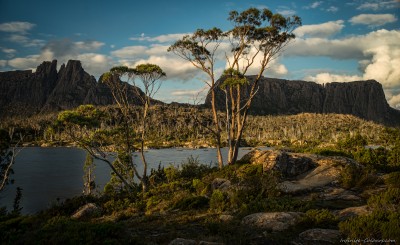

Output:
xmin=35 ymin=60 xmax=58 ymax=77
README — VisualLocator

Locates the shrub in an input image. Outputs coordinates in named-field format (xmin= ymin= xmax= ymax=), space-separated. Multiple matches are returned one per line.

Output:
xmin=209 ymin=190 xmax=228 ymax=212
xmin=179 ymin=155 xmax=213 ymax=180
xmin=164 ymin=165 xmax=179 ymax=183
xmin=304 ymin=209 xmax=338 ymax=228
xmin=385 ymin=172 xmax=400 ymax=188
xmin=339 ymin=187 xmax=400 ymax=241
xmin=172 ymin=196 xmax=209 ymax=210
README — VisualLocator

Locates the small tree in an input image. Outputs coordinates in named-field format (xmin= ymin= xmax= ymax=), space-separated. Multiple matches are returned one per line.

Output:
xmin=102 ymin=64 xmax=165 ymax=192
xmin=168 ymin=28 xmax=225 ymax=169
xmin=132 ymin=64 xmax=165 ymax=188
xmin=83 ymin=152 xmax=95 ymax=195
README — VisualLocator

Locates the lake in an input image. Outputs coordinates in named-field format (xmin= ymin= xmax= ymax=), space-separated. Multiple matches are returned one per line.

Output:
xmin=0 ymin=146 xmax=266 ymax=214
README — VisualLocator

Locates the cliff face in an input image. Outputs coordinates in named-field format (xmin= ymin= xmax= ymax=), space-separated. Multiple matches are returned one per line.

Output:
xmin=0 ymin=60 xmax=58 ymax=116
xmin=0 ymin=60 xmax=151 ymax=117
xmin=204 ymin=76 xmax=400 ymax=126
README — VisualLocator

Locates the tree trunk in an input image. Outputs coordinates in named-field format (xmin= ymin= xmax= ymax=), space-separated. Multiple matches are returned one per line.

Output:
xmin=211 ymin=88 xmax=224 ymax=169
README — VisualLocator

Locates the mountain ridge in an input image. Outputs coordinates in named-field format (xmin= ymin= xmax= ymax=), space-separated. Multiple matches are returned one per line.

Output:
xmin=204 ymin=76 xmax=400 ymax=126
xmin=0 ymin=60 xmax=399 ymax=126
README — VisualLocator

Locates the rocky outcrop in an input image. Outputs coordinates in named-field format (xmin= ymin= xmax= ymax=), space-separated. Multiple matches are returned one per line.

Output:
xmin=0 ymin=60 xmax=156 ymax=117
xmin=240 ymin=149 xmax=316 ymax=178
xmin=0 ymin=60 xmax=58 ymax=116
xmin=204 ymin=76 xmax=400 ymax=126
xmin=71 ymin=203 xmax=102 ymax=220
xmin=335 ymin=205 xmax=371 ymax=221
xmin=241 ymin=149 xmax=361 ymax=193
xmin=241 ymin=212 xmax=304 ymax=231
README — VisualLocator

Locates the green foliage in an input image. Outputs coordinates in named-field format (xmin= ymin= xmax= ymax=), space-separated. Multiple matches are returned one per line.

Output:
xmin=192 ymin=178 xmax=207 ymax=195
xmin=149 ymin=163 xmax=167 ymax=186
xmin=310 ymin=148 xmax=352 ymax=157
xmin=304 ymin=209 xmax=338 ymax=228
xmin=340 ymin=164 xmax=362 ymax=189
xmin=339 ymin=210 xmax=400 ymax=241
xmin=338 ymin=134 xmax=367 ymax=151
xmin=209 ymin=190 xmax=228 ymax=212
xmin=172 ymin=196 xmax=209 ymax=210
xmin=179 ymin=156 xmax=213 ymax=180
xmin=104 ymin=152 xmax=136 ymax=195
xmin=134 ymin=63 xmax=166 ymax=78
xmin=385 ymin=171 xmax=400 ymax=188
xmin=339 ymin=187 xmax=400 ymax=241
xmin=103 ymin=197 xmax=134 ymax=214
xmin=56 ymin=105 xmax=102 ymax=128
xmin=37 ymin=216 xmax=128 ymax=244
xmin=164 ymin=165 xmax=179 ymax=183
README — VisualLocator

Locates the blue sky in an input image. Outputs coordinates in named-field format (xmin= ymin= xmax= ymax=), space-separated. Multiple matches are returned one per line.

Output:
xmin=0 ymin=0 xmax=399 ymax=108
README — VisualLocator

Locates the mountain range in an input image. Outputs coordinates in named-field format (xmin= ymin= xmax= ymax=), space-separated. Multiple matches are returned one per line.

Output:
xmin=1 ymin=60 xmax=399 ymax=126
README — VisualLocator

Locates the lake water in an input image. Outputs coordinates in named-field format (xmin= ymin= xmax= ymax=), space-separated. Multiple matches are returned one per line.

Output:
xmin=0 ymin=146 xmax=265 ymax=214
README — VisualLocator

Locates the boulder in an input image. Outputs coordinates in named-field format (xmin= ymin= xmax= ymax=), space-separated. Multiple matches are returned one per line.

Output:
xmin=211 ymin=178 xmax=231 ymax=192
xmin=279 ymin=156 xmax=359 ymax=193
xmin=219 ymin=214 xmax=234 ymax=222
xmin=335 ymin=205 xmax=371 ymax=221
xmin=71 ymin=203 xmax=102 ymax=220
xmin=241 ymin=212 xmax=304 ymax=231
xmin=298 ymin=228 xmax=341 ymax=244
xmin=240 ymin=150 xmax=316 ymax=178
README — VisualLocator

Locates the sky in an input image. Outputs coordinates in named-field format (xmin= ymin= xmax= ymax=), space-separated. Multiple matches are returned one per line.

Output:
xmin=0 ymin=0 xmax=399 ymax=108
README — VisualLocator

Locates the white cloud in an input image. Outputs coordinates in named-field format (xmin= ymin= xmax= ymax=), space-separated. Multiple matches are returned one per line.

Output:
xmin=7 ymin=34 xmax=45 ymax=47
xmin=2 ymin=48 xmax=16 ymax=54
xmin=111 ymin=45 xmax=148 ymax=58
xmin=132 ymin=55 xmax=201 ymax=81
xmin=7 ymin=55 xmax=41 ymax=70
xmin=5 ymin=39 xmax=112 ymax=76
xmin=76 ymin=53 xmax=114 ymax=76
xmin=0 ymin=21 xmax=35 ymax=33
xmin=357 ymin=0 xmax=400 ymax=11
xmin=304 ymin=1 xmax=323 ymax=9
xmin=293 ymin=20 xmax=344 ymax=38
xmin=326 ymin=6 xmax=339 ymax=12
xmin=388 ymin=93 xmax=400 ymax=109
xmin=349 ymin=14 xmax=397 ymax=27
xmin=286 ymin=29 xmax=400 ymax=108
xmin=305 ymin=73 xmax=363 ymax=84
xmin=130 ymin=33 xmax=190 ymax=43
xmin=276 ymin=6 xmax=296 ymax=16
xmin=0 ymin=60 xmax=7 ymax=67
xmin=75 ymin=41 xmax=105 ymax=50
xmin=1 ymin=48 xmax=17 ymax=58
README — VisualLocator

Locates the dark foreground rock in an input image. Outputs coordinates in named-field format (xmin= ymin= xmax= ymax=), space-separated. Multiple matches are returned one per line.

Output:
xmin=296 ymin=228 xmax=341 ymax=244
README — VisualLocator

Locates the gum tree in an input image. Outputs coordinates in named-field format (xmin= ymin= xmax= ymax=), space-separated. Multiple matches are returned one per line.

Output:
xmin=224 ymin=8 xmax=301 ymax=164
xmin=102 ymin=64 xmax=165 ymax=192
xmin=168 ymin=28 xmax=225 ymax=169
xmin=169 ymin=8 xmax=301 ymax=166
